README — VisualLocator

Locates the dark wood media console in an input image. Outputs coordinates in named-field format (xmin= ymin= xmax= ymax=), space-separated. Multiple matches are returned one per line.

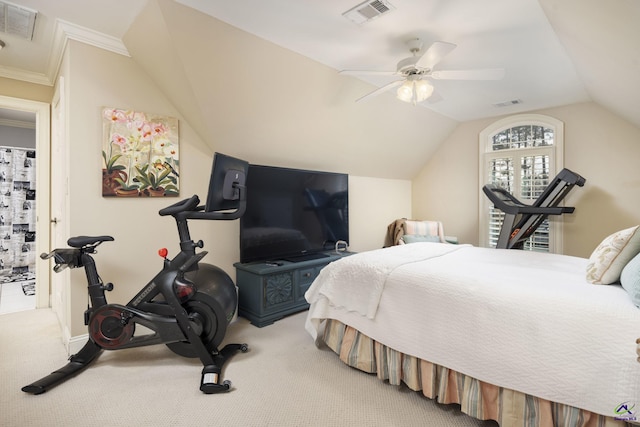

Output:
xmin=234 ymin=252 xmax=352 ymax=327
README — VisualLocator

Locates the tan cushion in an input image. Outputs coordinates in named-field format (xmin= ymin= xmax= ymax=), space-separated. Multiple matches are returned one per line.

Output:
xmin=586 ymin=225 xmax=640 ymax=285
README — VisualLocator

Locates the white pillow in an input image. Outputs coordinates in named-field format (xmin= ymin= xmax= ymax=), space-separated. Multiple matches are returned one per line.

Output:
xmin=586 ymin=225 xmax=640 ymax=285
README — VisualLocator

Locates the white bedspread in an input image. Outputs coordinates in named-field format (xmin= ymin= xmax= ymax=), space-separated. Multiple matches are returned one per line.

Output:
xmin=305 ymin=243 xmax=468 ymax=319
xmin=305 ymin=243 xmax=640 ymax=417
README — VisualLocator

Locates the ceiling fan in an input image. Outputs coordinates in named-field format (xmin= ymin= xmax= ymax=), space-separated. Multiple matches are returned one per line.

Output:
xmin=340 ymin=38 xmax=505 ymax=105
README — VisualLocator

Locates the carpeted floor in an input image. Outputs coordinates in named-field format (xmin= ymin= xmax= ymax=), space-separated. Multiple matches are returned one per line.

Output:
xmin=0 ymin=308 xmax=496 ymax=427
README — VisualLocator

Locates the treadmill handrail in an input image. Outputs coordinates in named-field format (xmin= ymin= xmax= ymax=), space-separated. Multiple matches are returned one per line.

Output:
xmin=482 ymin=185 xmax=572 ymax=215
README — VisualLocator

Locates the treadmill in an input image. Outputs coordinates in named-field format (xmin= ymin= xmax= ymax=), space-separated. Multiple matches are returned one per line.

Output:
xmin=482 ymin=168 xmax=585 ymax=249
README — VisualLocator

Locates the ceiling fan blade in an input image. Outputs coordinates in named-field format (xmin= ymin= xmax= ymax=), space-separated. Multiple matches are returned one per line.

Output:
xmin=431 ymin=68 xmax=505 ymax=80
xmin=415 ymin=41 xmax=457 ymax=69
xmin=355 ymin=80 xmax=404 ymax=102
xmin=340 ymin=70 xmax=397 ymax=76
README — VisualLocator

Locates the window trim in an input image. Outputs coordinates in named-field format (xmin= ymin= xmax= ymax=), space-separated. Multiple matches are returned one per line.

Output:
xmin=478 ymin=114 xmax=565 ymax=252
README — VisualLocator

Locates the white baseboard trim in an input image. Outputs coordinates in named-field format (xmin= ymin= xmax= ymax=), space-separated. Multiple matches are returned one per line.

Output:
xmin=61 ymin=325 xmax=71 ymax=354
xmin=68 ymin=333 xmax=89 ymax=355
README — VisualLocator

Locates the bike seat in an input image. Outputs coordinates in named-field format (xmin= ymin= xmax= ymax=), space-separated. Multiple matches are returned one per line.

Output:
xmin=67 ymin=235 xmax=114 ymax=248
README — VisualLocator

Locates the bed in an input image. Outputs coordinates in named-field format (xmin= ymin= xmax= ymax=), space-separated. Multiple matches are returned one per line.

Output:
xmin=304 ymin=235 xmax=640 ymax=427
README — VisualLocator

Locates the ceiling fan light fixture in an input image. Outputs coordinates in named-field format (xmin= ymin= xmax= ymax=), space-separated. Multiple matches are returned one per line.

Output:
xmin=397 ymin=79 xmax=433 ymax=105
xmin=396 ymin=81 xmax=414 ymax=103
xmin=414 ymin=79 xmax=434 ymax=100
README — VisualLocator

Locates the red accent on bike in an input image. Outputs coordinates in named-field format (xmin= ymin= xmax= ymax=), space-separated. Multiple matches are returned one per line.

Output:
xmin=158 ymin=248 xmax=169 ymax=258
xmin=175 ymin=282 xmax=195 ymax=301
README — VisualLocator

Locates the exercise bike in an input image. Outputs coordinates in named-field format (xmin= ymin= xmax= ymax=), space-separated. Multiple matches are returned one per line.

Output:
xmin=22 ymin=153 xmax=250 ymax=395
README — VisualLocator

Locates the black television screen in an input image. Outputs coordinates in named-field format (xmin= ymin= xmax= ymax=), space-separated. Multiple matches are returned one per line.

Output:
xmin=240 ymin=165 xmax=349 ymax=263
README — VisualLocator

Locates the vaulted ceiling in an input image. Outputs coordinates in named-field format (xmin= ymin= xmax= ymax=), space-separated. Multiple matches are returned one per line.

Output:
xmin=1 ymin=0 xmax=638 ymax=177
xmin=2 ymin=0 xmax=638 ymax=124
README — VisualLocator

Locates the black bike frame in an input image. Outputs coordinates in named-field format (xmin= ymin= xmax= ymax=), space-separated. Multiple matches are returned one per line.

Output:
xmin=22 ymin=190 xmax=247 ymax=395
xmin=80 ymin=238 xmax=216 ymax=366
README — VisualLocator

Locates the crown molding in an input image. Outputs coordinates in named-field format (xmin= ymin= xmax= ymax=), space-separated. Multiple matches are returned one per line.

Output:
xmin=0 ymin=64 xmax=51 ymax=86
xmin=56 ymin=19 xmax=130 ymax=57
xmin=1 ymin=18 xmax=131 ymax=87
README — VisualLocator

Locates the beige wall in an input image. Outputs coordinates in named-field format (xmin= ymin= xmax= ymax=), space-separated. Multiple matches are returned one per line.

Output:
xmin=0 ymin=77 xmax=53 ymax=103
xmin=63 ymin=40 xmax=214 ymax=337
xmin=413 ymin=102 xmax=640 ymax=258
xmin=559 ymin=103 xmax=640 ymax=256
xmin=124 ymin=0 xmax=458 ymax=181
xmin=57 ymin=41 xmax=411 ymax=339
xmin=349 ymin=176 xmax=412 ymax=251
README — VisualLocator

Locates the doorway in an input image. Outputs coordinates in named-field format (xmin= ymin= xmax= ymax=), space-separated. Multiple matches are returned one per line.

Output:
xmin=0 ymin=96 xmax=51 ymax=315
xmin=0 ymin=110 xmax=36 ymax=313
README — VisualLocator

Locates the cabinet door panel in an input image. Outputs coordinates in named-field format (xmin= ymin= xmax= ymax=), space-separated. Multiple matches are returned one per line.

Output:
xmin=263 ymin=272 xmax=294 ymax=309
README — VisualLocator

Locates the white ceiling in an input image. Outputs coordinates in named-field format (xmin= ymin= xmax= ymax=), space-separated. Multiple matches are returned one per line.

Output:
xmin=174 ymin=0 xmax=591 ymax=122
xmin=0 ymin=0 xmax=638 ymax=127
xmin=0 ymin=0 xmax=147 ymax=84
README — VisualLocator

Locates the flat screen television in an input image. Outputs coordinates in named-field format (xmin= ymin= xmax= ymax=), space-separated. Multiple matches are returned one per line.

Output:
xmin=240 ymin=165 xmax=349 ymax=263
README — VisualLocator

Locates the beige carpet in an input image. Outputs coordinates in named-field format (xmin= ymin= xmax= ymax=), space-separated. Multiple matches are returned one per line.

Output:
xmin=0 ymin=308 xmax=496 ymax=427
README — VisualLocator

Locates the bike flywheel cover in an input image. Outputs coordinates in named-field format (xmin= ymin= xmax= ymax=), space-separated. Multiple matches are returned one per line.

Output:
xmin=89 ymin=305 xmax=135 ymax=349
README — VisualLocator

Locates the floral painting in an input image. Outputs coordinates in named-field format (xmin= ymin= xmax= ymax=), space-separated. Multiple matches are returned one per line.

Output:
xmin=102 ymin=108 xmax=179 ymax=197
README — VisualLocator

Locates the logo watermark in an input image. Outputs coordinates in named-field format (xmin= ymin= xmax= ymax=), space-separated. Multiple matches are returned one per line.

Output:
xmin=614 ymin=401 xmax=637 ymax=421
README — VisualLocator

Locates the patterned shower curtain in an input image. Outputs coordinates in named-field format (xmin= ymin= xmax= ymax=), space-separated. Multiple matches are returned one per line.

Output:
xmin=0 ymin=147 xmax=36 ymax=283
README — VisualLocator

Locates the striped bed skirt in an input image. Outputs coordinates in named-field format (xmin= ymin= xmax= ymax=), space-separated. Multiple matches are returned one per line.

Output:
xmin=322 ymin=319 xmax=630 ymax=427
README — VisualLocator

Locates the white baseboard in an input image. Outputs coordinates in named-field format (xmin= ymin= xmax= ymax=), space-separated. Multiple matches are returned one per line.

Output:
xmin=68 ymin=333 xmax=89 ymax=355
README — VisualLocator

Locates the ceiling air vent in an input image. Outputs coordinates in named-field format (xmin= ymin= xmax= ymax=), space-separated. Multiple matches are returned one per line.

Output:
xmin=493 ymin=99 xmax=523 ymax=108
xmin=0 ymin=1 xmax=37 ymax=40
xmin=343 ymin=0 xmax=395 ymax=25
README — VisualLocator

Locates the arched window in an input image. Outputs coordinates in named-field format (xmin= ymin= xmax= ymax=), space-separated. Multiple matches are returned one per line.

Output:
xmin=478 ymin=114 xmax=564 ymax=252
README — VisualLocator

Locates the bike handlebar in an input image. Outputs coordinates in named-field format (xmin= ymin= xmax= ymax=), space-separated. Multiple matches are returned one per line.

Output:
xmin=159 ymin=195 xmax=201 ymax=217
xmin=158 ymin=186 xmax=246 ymax=222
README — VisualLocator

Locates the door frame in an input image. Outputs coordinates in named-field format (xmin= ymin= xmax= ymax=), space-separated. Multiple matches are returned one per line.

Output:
xmin=0 ymin=95 xmax=51 ymax=309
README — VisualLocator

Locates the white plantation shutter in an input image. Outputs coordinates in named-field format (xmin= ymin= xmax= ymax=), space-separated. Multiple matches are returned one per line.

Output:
xmin=519 ymin=154 xmax=551 ymax=251
xmin=487 ymin=157 xmax=513 ymax=249
xmin=479 ymin=116 xmax=564 ymax=252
